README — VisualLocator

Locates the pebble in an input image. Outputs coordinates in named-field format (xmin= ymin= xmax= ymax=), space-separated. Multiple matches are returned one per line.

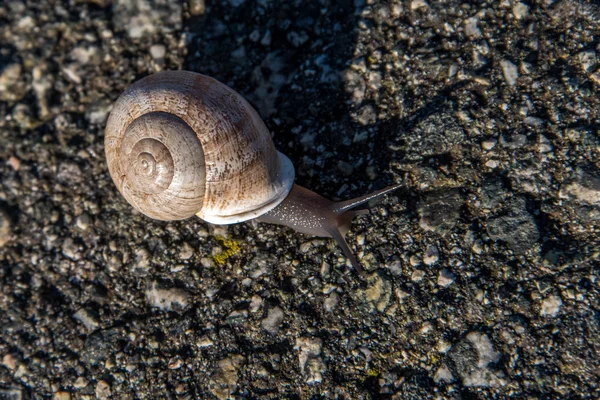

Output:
xmin=95 ymin=380 xmax=111 ymax=399
xmin=362 ymin=272 xmax=392 ymax=312
xmin=500 ymin=59 xmax=518 ymax=86
xmin=168 ymin=357 xmax=184 ymax=370
xmin=481 ymin=139 xmax=497 ymax=150
xmin=179 ymin=242 xmax=194 ymax=260
xmin=145 ymin=283 xmax=190 ymax=311
xmin=261 ymin=306 xmax=284 ymax=334
xmin=535 ymin=136 xmax=552 ymax=155
xmin=7 ymin=156 xmax=21 ymax=171
xmin=73 ymin=309 xmax=100 ymax=331
xmin=73 ymin=377 xmax=89 ymax=389
xmin=355 ymin=104 xmax=377 ymax=126
xmin=560 ymin=169 xmax=600 ymax=205
xmin=2 ymin=354 xmax=17 ymax=370
xmin=189 ymin=0 xmax=206 ymax=15
xmin=423 ymin=245 xmax=439 ymax=266
xmin=75 ymin=212 xmax=91 ymax=231
xmin=209 ymin=355 xmax=245 ymax=399
xmin=485 ymin=160 xmax=499 ymax=168
xmin=464 ymin=17 xmax=482 ymax=39
xmin=577 ymin=50 xmax=597 ymax=72
xmin=56 ymin=162 xmax=84 ymax=185
xmin=448 ymin=332 xmax=505 ymax=387
xmin=410 ymin=0 xmax=428 ymax=10
xmin=196 ymin=336 xmax=214 ymax=348
xmin=324 ymin=292 xmax=339 ymax=312
xmin=540 ymin=294 xmax=563 ymax=317
xmin=434 ymin=364 xmax=455 ymax=383
xmin=249 ymin=294 xmax=262 ymax=313
xmin=512 ymin=2 xmax=529 ymax=19
xmin=385 ymin=256 xmax=402 ymax=276
xmin=411 ymin=269 xmax=425 ymax=282
xmin=0 ymin=63 xmax=26 ymax=102
xmin=54 ymin=391 xmax=71 ymax=400
xmin=295 ymin=337 xmax=326 ymax=384
xmin=133 ymin=248 xmax=151 ymax=274
xmin=343 ymin=69 xmax=366 ymax=104
xmin=150 ymin=44 xmax=166 ymax=60
xmin=0 ymin=208 xmax=12 ymax=247
xmin=260 ymin=29 xmax=272 ymax=46
xmin=62 ymin=238 xmax=81 ymax=261
xmin=437 ymin=269 xmax=455 ymax=287
xmin=86 ymin=102 xmax=111 ymax=125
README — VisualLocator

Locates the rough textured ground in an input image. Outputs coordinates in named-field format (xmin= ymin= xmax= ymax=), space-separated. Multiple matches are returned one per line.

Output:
xmin=1 ymin=0 xmax=599 ymax=398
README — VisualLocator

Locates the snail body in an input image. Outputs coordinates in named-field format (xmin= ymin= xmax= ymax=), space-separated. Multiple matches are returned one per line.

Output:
xmin=105 ymin=71 xmax=399 ymax=276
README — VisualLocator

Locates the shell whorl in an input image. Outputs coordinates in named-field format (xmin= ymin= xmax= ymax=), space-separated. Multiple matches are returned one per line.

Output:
xmin=105 ymin=71 xmax=295 ymax=223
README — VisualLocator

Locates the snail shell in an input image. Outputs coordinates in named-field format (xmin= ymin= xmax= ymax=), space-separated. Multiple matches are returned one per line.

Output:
xmin=105 ymin=71 xmax=295 ymax=223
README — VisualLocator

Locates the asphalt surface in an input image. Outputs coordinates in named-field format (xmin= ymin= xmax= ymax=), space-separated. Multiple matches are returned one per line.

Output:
xmin=0 ymin=0 xmax=599 ymax=398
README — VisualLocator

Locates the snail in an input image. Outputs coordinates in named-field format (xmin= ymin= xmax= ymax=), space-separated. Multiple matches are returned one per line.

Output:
xmin=105 ymin=71 xmax=399 ymax=276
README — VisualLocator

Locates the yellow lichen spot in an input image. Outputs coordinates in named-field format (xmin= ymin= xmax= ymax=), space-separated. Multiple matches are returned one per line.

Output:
xmin=367 ymin=367 xmax=379 ymax=377
xmin=212 ymin=235 xmax=241 ymax=266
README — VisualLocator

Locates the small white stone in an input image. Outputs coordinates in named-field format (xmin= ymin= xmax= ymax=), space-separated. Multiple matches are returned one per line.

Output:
xmin=420 ymin=321 xmax=433 ymax=334
xmin=411 ymin=269 xmax=425 ymax=282
xmin=538 ymin=135 xmax=553 ymax=153
xmin=410 ymin=255 xmax=421 ymax=266
xmin=247 ymin=295 xmax=262 ymax=314
xmin=75 ymin=212 xmax=91 ymax=231
xmin=485 ymin=160 xmax=498 ymax=168
xmin=434 ymin=364 xmax=454 ymax=383
xmin=73 ymin=309 xmax=99 ymax=331
xmin=500 ymin=59 xmax=519 ymax=86
xmin=472 ymin=240 xmax=484 ymax=254
xmin=464 ymin=17 xmax=482 ymax=39
xmin=512 ymin=2 xmax=529 ymax=19
xmin=324 ymin=292 xmax=339 ymax=312
xmin=73 ymin=377 xmax=89 ymax=388
xmin=423 ymin=245 xmax=439 ymax=266
xmin=294 ymin=337 xmax=325 ymax=384
xmin=481 ymin=139 xmax=497 ymax=150
xmin=540 ymin=295 xmax=563 ymax=317
xmin=150 ymin=44 xmax=166 ymax=60
xmin=1 ymin=354 xmax=16 ymax=370
xmin=189 ymin=0 xmax=206 ymax=16
xmin=146 ymin=283 xmax=190 ymax=311
xmin=196 ymin=336 xmax=214 ymax=348
xmin=261 ymin=306 xmax=284 ymax=334
xmin=410 ymin=0 xmax=428 ymax=10
xmin=437 ymin=269 xmax=455 ymax=287
xmin=95 ymin=380 xmax=111 ymax=400
xmin=179 ymin=242 xmax=194 ymax=260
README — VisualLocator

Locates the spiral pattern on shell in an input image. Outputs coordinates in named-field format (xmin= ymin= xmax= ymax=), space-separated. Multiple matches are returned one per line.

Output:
xmin=105 ymin=71 xmax=295 ymax=223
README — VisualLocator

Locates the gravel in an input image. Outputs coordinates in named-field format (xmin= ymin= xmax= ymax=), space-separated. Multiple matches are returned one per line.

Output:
xmin=1 ymin=0 xmax=600 ymax=398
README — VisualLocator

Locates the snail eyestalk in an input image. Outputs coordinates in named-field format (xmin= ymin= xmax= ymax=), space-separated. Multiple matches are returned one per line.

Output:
xmin=257 ymin=183 xmax=402 ymax=277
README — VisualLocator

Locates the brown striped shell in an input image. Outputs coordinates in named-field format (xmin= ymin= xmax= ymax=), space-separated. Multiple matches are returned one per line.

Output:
xmin=105 ymin=71 xmax=295 ymax=223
